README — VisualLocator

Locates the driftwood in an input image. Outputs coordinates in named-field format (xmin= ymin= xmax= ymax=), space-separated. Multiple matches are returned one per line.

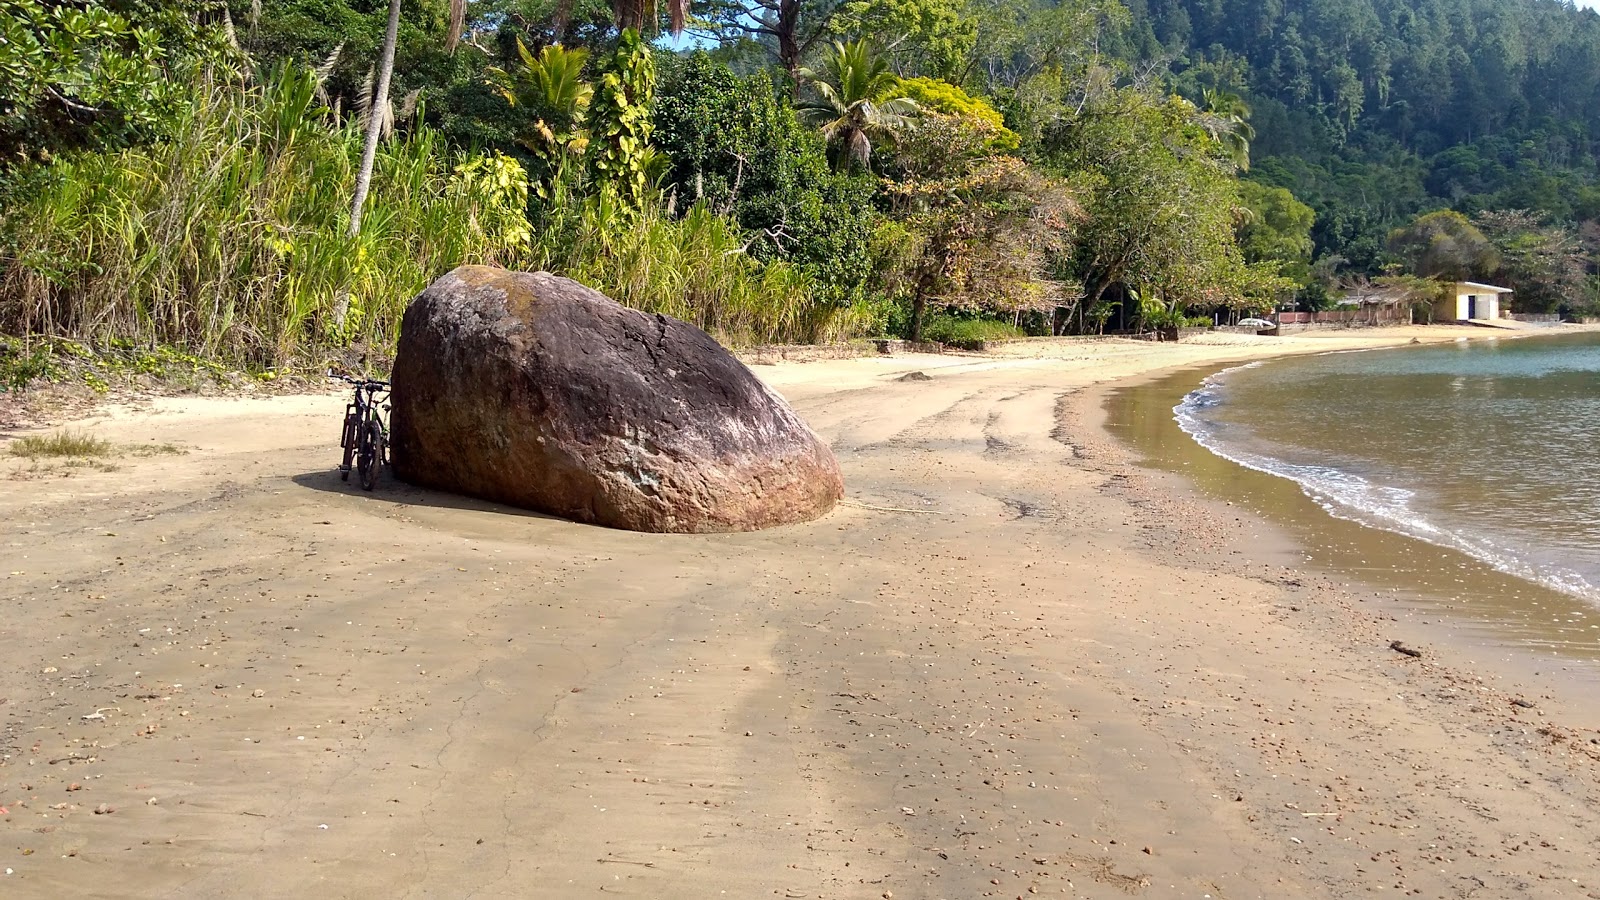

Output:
xmin=1389 ymin=640 xmax=1423 ymax=658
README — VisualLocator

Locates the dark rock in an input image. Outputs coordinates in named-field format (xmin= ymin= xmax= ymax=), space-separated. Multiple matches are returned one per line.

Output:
xmin=897 ymin=371 xmax=933 ymax=382
xmin=389 ymin=266 xmax=843 ymax=533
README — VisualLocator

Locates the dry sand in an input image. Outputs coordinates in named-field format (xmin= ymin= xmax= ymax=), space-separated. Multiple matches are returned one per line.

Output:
xmin=3 ymin=325 xmax=1599 ymax=899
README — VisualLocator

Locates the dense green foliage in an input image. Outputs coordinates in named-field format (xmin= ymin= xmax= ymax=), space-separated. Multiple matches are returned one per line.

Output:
xmin=0 ymin=0 xmax=228 ymax=164
xmin=8 ymin=0 xmax=1600 ymax=382
xmin=586 ymin=27 xmax=655 ymax=212
xmin=1136 ymin=0 xmax=1600 ymax=308
xmin=653 ymin=53 xmax=877 ymax=305
xmin=920 ymin=314 xmax=1026 ymax=346
xmin=0 ymin=67 xmax=529 ymax=365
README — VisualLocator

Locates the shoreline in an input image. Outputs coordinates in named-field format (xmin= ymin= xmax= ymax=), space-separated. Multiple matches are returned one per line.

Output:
xmin=1089 ymin=356 xmax=1600 ymax=725
xmin=1103 ymin=337 xmax=1600 ymax=668
xmin=3 ymin=324 xmax=1600 ymax=898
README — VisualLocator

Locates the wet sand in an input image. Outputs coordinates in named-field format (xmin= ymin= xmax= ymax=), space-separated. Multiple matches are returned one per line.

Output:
xmin=3 ymin=326 xmax=1599 ymax=899
xmin=1110 ymin=364 xmax=1600 ymax=669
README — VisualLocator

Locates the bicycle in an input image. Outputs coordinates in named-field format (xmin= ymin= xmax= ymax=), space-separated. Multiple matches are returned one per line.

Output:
xmin=330 ymin=372 xmax=390 ymax=491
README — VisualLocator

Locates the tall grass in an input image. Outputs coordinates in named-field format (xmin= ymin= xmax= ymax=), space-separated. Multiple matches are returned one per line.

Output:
xmin=0 ymin=66 xmax=875 ymax=370
xmin=529 ymin=191 xmax=877 ymax=346
xmin=0 ymin=67 xmax=528 ymax=368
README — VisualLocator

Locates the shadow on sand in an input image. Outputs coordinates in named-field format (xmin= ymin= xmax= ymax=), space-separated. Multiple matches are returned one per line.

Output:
xmin=290 ymin=466 xmax=563 ymax=523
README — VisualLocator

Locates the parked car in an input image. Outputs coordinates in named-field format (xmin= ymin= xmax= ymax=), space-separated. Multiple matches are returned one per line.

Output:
xmin=1238 ymin=317 xmax=1274 ymax=328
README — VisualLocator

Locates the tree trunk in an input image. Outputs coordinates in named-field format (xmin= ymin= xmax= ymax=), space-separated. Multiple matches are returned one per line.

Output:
xmin=338 ymin=0 xmax=401 ymax=331
xmin=1083 ymin=277 xmax=1112 ymax=334
xmin=349 ymin=0 xmax=402 ymax=240
xmin=909 ymin=292 xmax=927 ymax=343
xmin=778 ymin=0 xmax=802 ymax=95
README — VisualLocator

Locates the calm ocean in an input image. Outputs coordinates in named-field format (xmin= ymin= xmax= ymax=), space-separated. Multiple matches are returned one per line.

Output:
xmin=1175 ymin=331 xmax=1600 ymax=608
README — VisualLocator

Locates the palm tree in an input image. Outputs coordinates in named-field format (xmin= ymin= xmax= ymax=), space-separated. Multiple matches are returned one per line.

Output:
xmin=492 ymin=40 xmax=593 ymax=134
xmin=797 ymin=40 xmax=917 ymax=171
xmin=446 ymin=0 xmax=467 ymax=53
xmin=349 ymin=0 xmax=402 ymax=240
xmin=490 ymin=40 xmax=593 ymax=193
xmin=1199 ymin=87 xmax=1255 ymax=171
xmin=350 ymin=0 xmax=471 ymax=243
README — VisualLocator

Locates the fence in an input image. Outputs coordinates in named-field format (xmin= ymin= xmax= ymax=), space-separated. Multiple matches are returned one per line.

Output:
xmin=1275 ymin=306 xmax=1413 ymax=326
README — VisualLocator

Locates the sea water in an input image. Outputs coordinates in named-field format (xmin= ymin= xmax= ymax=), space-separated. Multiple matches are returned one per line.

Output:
xmin=1175 ymin=331 xmax=1600 ymax=609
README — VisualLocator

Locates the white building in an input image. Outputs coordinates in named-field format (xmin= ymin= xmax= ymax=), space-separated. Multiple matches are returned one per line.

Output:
xmin=1434 ymin=282 xmax=1514 ymax=322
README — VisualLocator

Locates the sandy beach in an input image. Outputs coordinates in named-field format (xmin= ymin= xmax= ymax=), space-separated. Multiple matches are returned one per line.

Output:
xmin=4 ymin=325 xmax=1600 ymax=899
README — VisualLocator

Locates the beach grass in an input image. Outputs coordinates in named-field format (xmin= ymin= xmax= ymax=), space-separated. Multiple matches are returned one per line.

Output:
xmin=8 ymin=429 xmax=117 ymax=459
xmin=6 ymin=430 xmax=183 ymax=461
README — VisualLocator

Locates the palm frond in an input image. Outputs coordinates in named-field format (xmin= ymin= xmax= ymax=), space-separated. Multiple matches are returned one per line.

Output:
xmin=795 ymin=38 xmax=914 ymax=172
xmin=398 ymin=88 xmax=421 ymax=123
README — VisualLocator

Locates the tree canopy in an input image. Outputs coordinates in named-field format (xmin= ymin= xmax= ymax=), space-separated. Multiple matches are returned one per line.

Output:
xmin=7 ymin=0 xmax=1600 ymax=370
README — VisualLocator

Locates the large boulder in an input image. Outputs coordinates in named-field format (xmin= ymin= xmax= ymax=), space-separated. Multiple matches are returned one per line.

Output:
xmin=388 ymin=266 xmax=844 ymax=533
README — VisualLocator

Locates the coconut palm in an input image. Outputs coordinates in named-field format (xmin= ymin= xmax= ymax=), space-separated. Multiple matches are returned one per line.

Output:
xmin=348 ymin=0 xmax=402 ymax=240
xmin=797 ymin=40 xmax=917 ymax=171
xmin=492 ymin=40 xmax=593 ymax=141
xmin=1199 ymin=87 xmax=1255 ymax=171
xmin=337 ymin=0 xmax=469 ymax=331
xmin=350 ymin=0 xmax=472 ymax=230
xmin=446 ymin=0 xmax=467 ymax=52
xmin=490 ymin=40 xmax=593 ymax=195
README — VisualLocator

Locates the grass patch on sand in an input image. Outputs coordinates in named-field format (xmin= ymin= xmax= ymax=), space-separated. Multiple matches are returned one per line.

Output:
xmin=5 ymin=430 xmax=184 ymax=475
xmin=127 ymin=442 xmax=184 ymax=458
xmin=8 ymin=429 xmax=116 ymax=459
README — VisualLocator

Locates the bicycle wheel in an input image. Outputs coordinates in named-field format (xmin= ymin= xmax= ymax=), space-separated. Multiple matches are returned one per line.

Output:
xmin=340 ymin=412 xmax=358 ymax=481
xmin=358 ymin=418 xmax=384 ymax=491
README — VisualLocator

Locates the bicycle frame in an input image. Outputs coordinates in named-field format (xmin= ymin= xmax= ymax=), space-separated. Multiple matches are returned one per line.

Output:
xmin=330 ymin=373 xmax=390 ymax=482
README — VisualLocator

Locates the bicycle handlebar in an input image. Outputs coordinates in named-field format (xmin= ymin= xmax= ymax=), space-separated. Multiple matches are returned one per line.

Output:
xmin=327 ymin=370 xmax=390 ymax=388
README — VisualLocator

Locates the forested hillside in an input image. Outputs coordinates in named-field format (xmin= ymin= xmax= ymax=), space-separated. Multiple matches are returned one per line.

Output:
xmin=1128 ymin=0 xmax=1600 ymax=276
xmin=2 ymin=0 xmax=1598 ymax=382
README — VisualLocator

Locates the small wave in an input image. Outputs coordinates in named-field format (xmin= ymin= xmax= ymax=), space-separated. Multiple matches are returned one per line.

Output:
xmin=1174 ymin=376 xmax=1600 ymax=605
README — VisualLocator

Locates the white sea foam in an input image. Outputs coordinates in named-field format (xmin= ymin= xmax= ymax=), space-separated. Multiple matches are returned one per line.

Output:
xmin=1174 ymin=371 xmax=1600 ymax=605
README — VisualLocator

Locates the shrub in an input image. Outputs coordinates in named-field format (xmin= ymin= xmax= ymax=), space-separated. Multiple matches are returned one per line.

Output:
xmin=530 ymin=195 xmax=872 ymax=346
xmin=920 ymin=315 xmax=1026 ymax=347
xmin=0 ymin=65 xmax=530 ymax=368
xmin=653 ymin=52 xmax=877 ymax=306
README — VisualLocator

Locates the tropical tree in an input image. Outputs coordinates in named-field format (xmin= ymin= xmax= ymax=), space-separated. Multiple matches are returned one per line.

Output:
xmin=881 ymin=110 xmax=1077 ymax=340
xmin=1387 ymin=209 xmax=1499 ymax=281
xmin=1198 ymin=87 xmax=1254 ymax=171
xmin=700 ymin=0 xmax=844 ymax=86
xmin=652 ymin=52 xmax=876 ymax=303
xmin=1473 ymin=210 xmax=1588 ymax=313
xmin=336 ymin=0 xmax=467 ymax=329
xmin=831 ymin=0 xmax=976 ymax=80
xmin=344 ymin=0 xmax=470 ymax=237
xmin=611 ymin=0 xmax=689 ymax=32
xmin=586 ymin=27 xmax=656 ymax=213
xmin=1048 ymin=89 xmax=1250 ymax=328
xmin=796 ymin=40 xmax=916 ymax=170
xmin=0 ymin=0 xmax=226 ymax=166
xmin=490 ymin=40 xmax=592 ymax=194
